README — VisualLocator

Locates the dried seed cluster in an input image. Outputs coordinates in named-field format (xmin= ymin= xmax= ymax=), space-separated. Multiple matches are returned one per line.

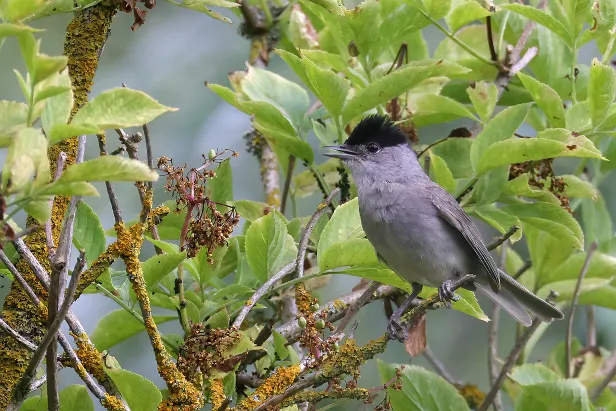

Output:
xmin=509 ymin=158 xmax=571 ymax=213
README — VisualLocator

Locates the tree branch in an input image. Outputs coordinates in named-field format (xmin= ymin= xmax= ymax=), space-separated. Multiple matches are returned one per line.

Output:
xmin=486 ymin=226 xmax=518 ymax=252
xmin=0 ymin=318 xmax=36 ymax=351
xmin=565 ymin=242 xmax=597 ymax=378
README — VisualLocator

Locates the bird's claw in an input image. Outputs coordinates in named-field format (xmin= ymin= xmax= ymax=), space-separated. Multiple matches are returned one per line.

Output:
xmin=438 ymin=280 xmax=460 ymax=308
xmin=387 ymin=316 xmax=408 ymax=342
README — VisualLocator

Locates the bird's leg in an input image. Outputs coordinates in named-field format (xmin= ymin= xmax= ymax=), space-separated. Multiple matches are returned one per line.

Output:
xmin=438 ymin=273 xmax=464 ymax=308
xmin=387 ymin=282 xmax=423 ymax=342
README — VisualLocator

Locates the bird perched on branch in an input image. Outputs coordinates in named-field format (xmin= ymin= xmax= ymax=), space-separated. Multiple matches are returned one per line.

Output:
xmin=323 ymin=114 xmax=564 ymax=341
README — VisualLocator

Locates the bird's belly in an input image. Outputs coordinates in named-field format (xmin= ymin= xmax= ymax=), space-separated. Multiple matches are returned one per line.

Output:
xmin=361 ymin=206 xmax=476 ymax=288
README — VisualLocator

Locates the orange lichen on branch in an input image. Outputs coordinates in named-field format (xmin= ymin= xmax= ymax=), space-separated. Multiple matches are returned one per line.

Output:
xmin=295 ymin=283 xmax=313 ymax=316
xmin=115 ymin=194 xmax=202 ymax=410
xmin=210 ymin=378 xmax=226 ymax=410
xmin=320 ymin=336 xmax=389 ymax=381
xmin=281 ymin=387 xmax=369 ymax=408
xmin=0 ymin=4 xmax=118 ymax=408
xmin=233 ymin=365 xmax=301 ymax=410
xmin=74 ymin=242 xmax=121 ymax=298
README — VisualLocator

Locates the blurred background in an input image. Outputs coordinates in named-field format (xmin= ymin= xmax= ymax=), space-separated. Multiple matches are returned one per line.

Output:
xmin=1 ymin=4 xmax=616 ymax=410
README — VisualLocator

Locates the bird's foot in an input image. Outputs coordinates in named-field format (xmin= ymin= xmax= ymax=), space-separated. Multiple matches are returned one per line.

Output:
xmin=438 ymin=279 xmax=461 ymax=308
xmin=387 ymin=316 xmax=408 ymax=342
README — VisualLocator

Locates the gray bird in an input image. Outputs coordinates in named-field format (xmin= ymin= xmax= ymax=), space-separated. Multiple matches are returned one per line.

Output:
xmin=323 ymin=114 xmax=563 ymax=341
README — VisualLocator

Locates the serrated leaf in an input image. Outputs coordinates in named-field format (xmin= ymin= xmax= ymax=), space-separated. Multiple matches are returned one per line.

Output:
xmin=2 ymin=127 xmax=48 ymax=193
xmin=0 ymin=101 xmax=28 ymax=144
xmin=341 ymin=64 xmax=435 ymax=125
xmin=522 ymin=380 xmax=592 ymax=411
xmin=71 ymin=88 xmax=177 ymax=130
xmin=428 ymin=152 xmax=456 ymax=194
xmin=57 ymin=156 xmax=158 ymax=183
xmin=510 ymin=363 xmax=560 ymax=386
xmin=503 ymin=202 xmax=584 ymax=251
xmin=92 ymin=309 xmax=176 ymax=351
xmin=105 ymin=367 xmax=162 ymax=411
xmin=73 ymin=202 xmax=106 ymax=263
xmin=0 ymin=23 xmax=41 ymax=36
xmin=517 ymin=72 xmax=565 ymax=128
xmin=228 ymin=200 xmax=272 ymax=222
xmin=446 ymin=0 xmax=491 ymax=33
xmin=378 ymin=362 xmax=471 ymax=411
xmin=40 ymin=181 xmax=99 ymax=197
xmin=41 ymin=68 xmax=72 ymax=136
xmin=210 ymin=159 xmax=233 ymax=210
xmin=245 ymin=212 xmax=298 ymax=283
xmin=561 ymin=175 xmax=597 ymax=199
xmin=470 ymin=103 xmax=531 ymax=171
xmin=541 ymin=251 xmax=616 ymax=285
xmin=317 ymin=197 xmax=364 ymax=266
xmin=589 ymin=58 xmax=616 ymax=128
xmin=501 ymin=4 xmax=571 ymax=44
xmin=473 ymin=204 xmax=523 ymax=243
xmin=319 ymin=238 xmax=379 ymax=271
xmin=48 ymin=123 xmax=100 ymax=145
xmin=301 ymin=52 xmax=349 ymax=117
xmin=466 ymin=80 xmax=498 ymax=122
xmin=58 ymin=385 xmax=94 ymax=411
xmin=142 ymin=252 xmax=186 ymax=290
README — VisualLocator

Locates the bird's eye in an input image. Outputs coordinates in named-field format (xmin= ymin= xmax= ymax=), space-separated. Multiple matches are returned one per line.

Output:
xmin=366 ymin=142 xmax=380 ymax=153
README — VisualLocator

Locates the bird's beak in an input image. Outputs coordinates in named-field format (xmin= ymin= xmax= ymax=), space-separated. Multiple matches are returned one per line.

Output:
xmin=322 ymin=145 xmax=358 ymax=160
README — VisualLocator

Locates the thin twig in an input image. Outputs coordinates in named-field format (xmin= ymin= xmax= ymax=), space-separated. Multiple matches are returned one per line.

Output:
xmin=142 ymin=123 xmax=162 ymax=245
xmin=280 ymin=155 xmax=296 ymax=215
xmin=0 ymin=250 xmax=45 ymax=311
xmin=513 ymin=260 xmax=532 ymax=280
xmin=12 ymin=225 xmax=42 ymax=241
xmin=510 ymin=47 xmax=539 ymax=75
xmin=0 ymin=317 xmax=36 ymax=351
xmin=97 ymin=134 xmax=123 ymax=224
xmin=486 ymin=16 xmax=498 ymax=62
xmin=417 ymin=137 xmax=450 ymax=158
xmin=232 ymin=262 xmax=297 ymax=329
xmin=423 ymin=346 xmax=458 ymax=385
xmin=592 ymin=349 xmax=616 ymax=400
xmin=13 ymin=252 xmax=84 ymax=405
xmin=334 ymin=281 xmax=381 ymax=334
xmin=296 ymin=188 xmax=340 ymax=280
xmin=486 ymin=226 xmax=519 ymax=251
xmin=478 ymin=318 xmax=543 ymax=411
xmin=565 ymin=242 xmax=597 ymax=378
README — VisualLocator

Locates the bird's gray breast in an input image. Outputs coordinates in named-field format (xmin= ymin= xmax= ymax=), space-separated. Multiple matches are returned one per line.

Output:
xmin=357 ymin=182 xmax=476 ymax=288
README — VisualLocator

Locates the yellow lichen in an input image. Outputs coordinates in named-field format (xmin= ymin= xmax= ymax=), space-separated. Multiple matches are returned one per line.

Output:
xmin=102 ymin=393 xmax=126 ymax=411
xmin=282 ymin=387 xmax=369 ymax=407
xmin=332 ymin=299 xmax=346 ymax=311
xmin=209 ymin=378 xmax=225 ymax=410
xmin=233 ymin=365 xmax=301 ymax=410
xmin=295 ymin=283 xmax=312 ymax=315
xmin=320 ymin=336 xmax=389 ymax=380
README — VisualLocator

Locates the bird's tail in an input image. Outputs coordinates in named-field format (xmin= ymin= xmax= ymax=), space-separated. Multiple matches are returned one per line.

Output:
xmin=475 ymin=269 xmax=564 ymax=327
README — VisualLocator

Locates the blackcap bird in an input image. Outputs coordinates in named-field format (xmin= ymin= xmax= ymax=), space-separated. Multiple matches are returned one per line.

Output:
xmin=323 ymin=114 xmax=563 ymax=341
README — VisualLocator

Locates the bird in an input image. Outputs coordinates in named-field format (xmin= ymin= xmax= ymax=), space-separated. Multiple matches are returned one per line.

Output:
xmin=322 ymin=114 xmax=564 ymax=341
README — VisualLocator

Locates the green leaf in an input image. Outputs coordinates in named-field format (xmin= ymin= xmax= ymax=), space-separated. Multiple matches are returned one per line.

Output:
xmin=0 ymin=101 xmax=27 ymax=144
xmin=241 ymin=66 xmax=310 ymax=131
xmin=48 ymin=124 xmax=100 ymax=146
xmin=473 ymin=204 xmax=523 ymax=243
xmin=445 ymin=0 xmax=491 ymax=33
xmin=526 ymin=225 xmax=575 ymax=281
xmin=317 ymin=197 xmax=364 ymax=266
xmin=212 ymin=284 xmax=253 ymax=300
xmin=517 ymin=72 xmax=566 ymax=128
xmin=105 ymin=367 xmax=162 ymax=411
xmin=428 ymin=151 xmax=456 ymax=194
xmin=0 ymin=23 xmax=40 ymax=37
xmin=560 ymin=175 xmax=597 ymax=199
xmin=58 ymin=385 xmax=94 ymax=411
xmin=503 ymin=202 xmax=584 ymax=251
xmin=245 ymin=212 xmax=298 ymax=283
xmin=470 ymin=103 xmax=531 ymax=171
xmin=341 ymin=64 xmax=438 ymax=125
xmin=541 ymin=251 xmax=616 ymax=285
xmin=581 ymin=195 xmax=613 ymax=251
xmin=522 ymin=380 xmax=593 ymax=411
xmin=535 ymin=277 xmax=614 ymax=305
xmin=466 ymin=80 xmax=498 ymax=122
xmin=71 ymin=88 xmax=177 ymax=130
xmin=57 ymin=156 xmax=158 ymax=183
xmin=566 ymin=101 xmax=592 ymax=133
xmin=2 ymin=127 xmax=49 ymax=193
xmin=431 ymin=137 xmax=474 ymax=178
xmin=588 ymin=58 xmax=616 ymax=128
xmin=23 ymin=198 xmax=50 ymax=224
xmin=228 ymin=200 xmax=273 ymax=222
xmin=92 ymin=309 xmax=176 ymax=351
xmin=40 ymin=181 xmax=99 ymax=197
xmin=0 ymin=0 xmax=47 ymax=23
xmin=377 ymin=362 xmax=471 ymax=411
xmin=477 ymin=130 xmax=604 ymax=174
xmin=332 ymin=265 xmax=412 ymax=292
xmin=412 ymin=94 xmax=478 ymax=124
xmin=145 ymin=238 xmax=179 ymax=254
xmin=304 ymin=0 xmax=345 ymax=16
xmin=210 ymin=159 xmax=233 ymax=210
xmin=451 ymin=288 xmax=489 ymax=321
xmin=510 ymin=363 xmax=560 ymax=386
xmin=422 ymin=0 xmax=452 ymax=20
xmin=41 ymin=68 xmax=72 ymax=137
xmin=73 ymin=202 xmax=106 ymax=263
xmin=142 ymin=252 xmax=186 ymax=290
xmin=301 ymin=52 xmax=349 ymax=117
xmin=501 ymin=4 xmax=571 ymax=44
xmin=273 ymin=330 xmax=289 ymax=360
xmin=163 ymin=0 xmax=235 ymax=23
xmin=319 ymin=238 xmax=378 ymax=271
xmin=205 ymin=308 xmax=229 ymax=329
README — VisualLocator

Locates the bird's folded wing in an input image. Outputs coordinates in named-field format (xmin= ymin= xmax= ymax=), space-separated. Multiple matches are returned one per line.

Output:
xmin=429 ymin=186 xmax=501 ymax=293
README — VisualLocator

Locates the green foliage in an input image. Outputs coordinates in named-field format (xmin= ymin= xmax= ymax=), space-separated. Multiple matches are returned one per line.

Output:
xmin=105 ymin=367 xmax=162 ymax=410
xmin=91 ymin=310 xmax=176 ymax=351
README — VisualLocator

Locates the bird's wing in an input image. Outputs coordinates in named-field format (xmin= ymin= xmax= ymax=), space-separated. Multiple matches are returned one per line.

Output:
xmin=428 ymin=185 xmax=501 ymax=292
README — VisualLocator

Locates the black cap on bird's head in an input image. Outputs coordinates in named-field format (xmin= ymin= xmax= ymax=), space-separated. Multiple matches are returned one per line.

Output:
xmin=323 ymin=114 xmax=409 ymax=160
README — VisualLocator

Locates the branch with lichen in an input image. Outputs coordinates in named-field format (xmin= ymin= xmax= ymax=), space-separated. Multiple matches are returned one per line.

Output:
xmin=0 ymin=4 xmax=118 ymax=408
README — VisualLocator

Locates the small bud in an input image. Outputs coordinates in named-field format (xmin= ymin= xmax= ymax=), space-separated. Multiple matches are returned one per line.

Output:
xmin=316 ymin=319 xmax=325 ymax=330
xmin=333 ymin=342 xmax=340 ymax=352
xmin=348 ymin=41 xmax=359 ymax=57
xmin=310 ymin=303 xmax=319 ymax=312
xmin=208 ymin=149 xmax=216 ymax=160
xmin=298 ymin=316 xmax=307 ymax=329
